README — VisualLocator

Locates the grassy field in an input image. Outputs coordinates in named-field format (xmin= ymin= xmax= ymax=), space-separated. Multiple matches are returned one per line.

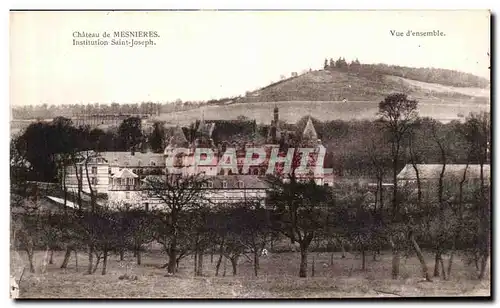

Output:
xmin=154 ymin=100 xmax=491 ymax=126
xmin=12 ymin=249 xmax=490 ymax=299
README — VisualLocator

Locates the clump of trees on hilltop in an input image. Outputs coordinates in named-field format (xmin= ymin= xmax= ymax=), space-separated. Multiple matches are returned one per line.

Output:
xmin=323 ymin=57 xmax=490 ymax=88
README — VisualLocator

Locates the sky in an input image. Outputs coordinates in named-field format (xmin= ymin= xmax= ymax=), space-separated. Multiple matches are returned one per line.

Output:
xmin=10 ymin=10 xmax=491 ymax=106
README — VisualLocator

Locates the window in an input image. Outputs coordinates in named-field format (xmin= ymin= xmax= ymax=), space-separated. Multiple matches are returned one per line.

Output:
xmin=138 ymin=160 xmax=142 ymax=166
xmin=237 ymin=181 xmax=244 ymax=188
xmin=222 ymin=181 xmax=228 ymax=189
xmin=144 ymin=202 xmax=149 ymax=211
xmin=108 ymin=168 xmax=112 ymax=174
xmin=125 ymin=192 xmax=130 ymax=199
xmin=150 ymin=161 xmax=156 ymax=166
xmin=253 ymin=169 xmax=259 ymax=175
xmin=91 ymin=166 xmax=97 ymax=174
xmin=91 ymin=177 xmax=98 ymax=185
xmin=116 ymin=178 xmax=122 ymax=185
xmin=207 ymin=181 xmax=213 ymax=188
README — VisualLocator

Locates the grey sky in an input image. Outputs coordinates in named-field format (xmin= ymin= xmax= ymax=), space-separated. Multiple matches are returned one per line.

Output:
xmin=10 ymin=10 xmax=490 ymax=106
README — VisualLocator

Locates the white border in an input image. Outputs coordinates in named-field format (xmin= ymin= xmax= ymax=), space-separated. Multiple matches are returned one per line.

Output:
xmin=2 ymin=1 xmax=497 ymax=307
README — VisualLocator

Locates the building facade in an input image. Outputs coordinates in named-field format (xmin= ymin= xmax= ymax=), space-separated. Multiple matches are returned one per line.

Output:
xmin=63 ymin=107 xmax=333 ymax=208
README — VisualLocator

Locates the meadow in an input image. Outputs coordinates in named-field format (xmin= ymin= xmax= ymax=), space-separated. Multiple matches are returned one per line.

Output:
xmin=12 ymin=249 xmax=490 ymax=299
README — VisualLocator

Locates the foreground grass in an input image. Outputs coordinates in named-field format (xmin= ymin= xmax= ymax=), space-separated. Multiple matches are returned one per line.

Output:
xmin=12 ymin=250 xmax=490 ymax=298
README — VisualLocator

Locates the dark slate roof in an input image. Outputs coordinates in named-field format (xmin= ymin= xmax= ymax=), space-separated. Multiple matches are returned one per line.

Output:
xmin=397 ymin=164 xmax=491 ymax=180
xmin=100 ymin=152 xmax=165 ymax=167
xmin=206 ymin=175 xmax=269 ymax=189
xmin=141 ymin=174 xmax=269 ymax=189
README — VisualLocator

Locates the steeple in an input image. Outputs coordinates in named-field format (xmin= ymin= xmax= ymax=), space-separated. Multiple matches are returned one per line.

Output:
xmin=164 ymin=125 xmax=189 ymax=154
xmin=302 ymin=117 xmax=319 ymax=145
xmin=267 ymin=105 xmax=281 ymax=144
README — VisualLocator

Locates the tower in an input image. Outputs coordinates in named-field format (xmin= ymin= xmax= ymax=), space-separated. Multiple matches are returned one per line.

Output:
xmin=267 ymin=105 xmax=281 ymax=144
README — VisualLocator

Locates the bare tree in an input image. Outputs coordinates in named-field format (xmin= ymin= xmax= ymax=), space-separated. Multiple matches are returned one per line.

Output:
xmin=377 ymin=93 xmax=418 ymax=279
xmin=267 ymin=175 xmax=330 ymax=277
xmin=144 ymin=173 xmax=209 ymax=274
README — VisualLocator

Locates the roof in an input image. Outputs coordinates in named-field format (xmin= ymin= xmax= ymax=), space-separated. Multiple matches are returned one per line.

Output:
xmin=112 ymin=168 xmax=138 ymax=178
xmin=141 ymin=174 xmax=269 ymax=189
xmin=205 ymin=175 xmax=269 ymax=189
xmin=166 ymin=125 xmax=189 ymax=148
xmin=302 ymin=117 xmax=318 ymax=141
xmin=397 ymin=164 xmax=491 ymax=180
xmin=99 ymin=152 xmax=165 ymax=167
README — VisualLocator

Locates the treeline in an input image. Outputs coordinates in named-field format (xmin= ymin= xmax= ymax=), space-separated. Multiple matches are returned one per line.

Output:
xmin=11 ymin=111 xmax=490 ymax=184
xmin=12 ymin=96 xmax=245 ymax=121
xmin=323 ymin=57 xmax=490 ymax=88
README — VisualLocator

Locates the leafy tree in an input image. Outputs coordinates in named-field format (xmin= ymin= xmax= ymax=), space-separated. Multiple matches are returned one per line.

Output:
xmin=149 ymin=121 xmax=166 ymax=153
xmin=117 ymin=117 xmax=143 ymax=151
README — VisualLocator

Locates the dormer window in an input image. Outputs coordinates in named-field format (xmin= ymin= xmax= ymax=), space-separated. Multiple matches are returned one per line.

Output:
xmin=150 ymin=161 xmax=156 ymax=166
xmin=222 ymin=180 xmax=228 ymax=189
xmin=207 ymin=181 xmax=213 ymax=188
xmin=237 ymin=180 xmax=244 ymax=189
xmin=138 ymin=160 xmax=142 ymax=166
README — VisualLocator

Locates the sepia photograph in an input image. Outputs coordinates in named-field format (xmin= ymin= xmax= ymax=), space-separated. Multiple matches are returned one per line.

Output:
xmin=9 ymin=9 xmax=491 ymax=299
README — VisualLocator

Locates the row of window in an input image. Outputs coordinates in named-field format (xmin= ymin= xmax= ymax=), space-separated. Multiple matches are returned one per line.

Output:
xmin=114 ymin=160 xmax=158 ymax=167
xmin=201 ymin=180 xmax=245 ymax=189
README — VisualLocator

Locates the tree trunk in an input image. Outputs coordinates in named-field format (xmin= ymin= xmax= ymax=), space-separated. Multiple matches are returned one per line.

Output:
xmin=26 ymin=248 xmax=35 ymax=273
xmin=60 ymin=247 xmax=72 ymax=269
xmin=340 ymin=241 xmax=346 ymax=259
xmin=433 ymin=252 xmax=440 ymax=277
xmin=253 ymin=251 xmax=260 ymax=277
xmin=167 ymin=241 xmax=177 ymax=274
xmin=197 ymin=251 xmax=204 ymax=276
xmin=223 ymin=257 xmax=227 ymax=277
xmin=439 ymin=257 xmax=446 ymax=280
xmin=373 ymin=251 xmax=377 ymax=261
xmin=87 ymin=245 xmax=94 ymax=274
xmin=136 ymin=248 xmax=142 ymax=265
xmin=361 ymin=246 xmax=366 ymax=270
xmin=193 ymin=250 xmax=198 ymax=276
xmin=210 ymin=246 xmax=214 ymax=264
xmin=49 ymin=249 xmax=54 ymax=265
xmin=101 ymin=249 xmax=108 ymax=275
xmin=75 ymin=249 xmax=78 ymax=272
xmin=478 ymin=254 xmax=489 ymax=280
xmin=230 ymin=257 xmax=238 ymax=276
xmin=390 ymin=237 xmax=400 ymax=279
xmin=446 ymin=251 xmax=454 ymax=280
xmin=92 ymin=255 xmax=101 ymax=274
xmin=330 ymin=251 xmax=334 ymax=265
xmin=215 ymin=253 xmax=223 ymax=276
xmin=299 ymin=248 xmax=308 ymax=278
xmin=119 ymin=250 xmax=125 ymax=261
xmin=133 ymin=250 xmax=137 ymax=258
xmin=311 ymin=256 xmax=315 ymax=277
xmin=411 ymin=233 xmax=432 ymax=281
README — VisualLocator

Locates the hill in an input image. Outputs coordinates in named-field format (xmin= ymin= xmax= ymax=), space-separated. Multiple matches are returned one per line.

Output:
xmin=155 ymin=69 xmax=490 ymax=125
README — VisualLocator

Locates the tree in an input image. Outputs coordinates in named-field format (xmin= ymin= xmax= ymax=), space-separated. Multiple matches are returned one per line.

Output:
xmin=267 ymin=175 xmax=330 ymax=277
xmin=149 ymin=121 xmax=166 ymax=153
xmin=144 ymin=173 xmax=209 ymax=274
xmin=377 ymin=93 xmax=418 ymax=279
xmin=117 ymin=117 xmax=143 ymax=151
xmin=460 ymin=112 xmax=491 ymax=280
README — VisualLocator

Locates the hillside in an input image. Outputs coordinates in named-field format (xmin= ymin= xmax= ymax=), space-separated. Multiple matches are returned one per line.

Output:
xmin=155 ymin=69 xmax=490 ymax=125
xmin=243 ymin=69 xmax=489 ymax=103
